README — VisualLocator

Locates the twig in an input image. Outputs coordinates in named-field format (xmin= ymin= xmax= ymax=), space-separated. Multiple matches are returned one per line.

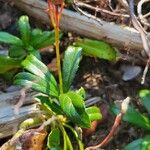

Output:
xmin=72 ymin=2 xmax=102 ymax=25
xmin=75 ymin=1 xmax=129 ymax=18
xmin=1 ymin=129 xmax=25 ymax=150
xmin=13 ymin=84 xmax=32 ymax=114
xmin=137 ymin=0 xmax=150 ymax=28
xmin=36 ymin=115 xmax=56 ymax=131
xmin=129 ymin=0 xmax=150 ymax=56
xmin=141 ymin=58 xmax=150 ymax=84
xmin=86 ymin=97 xmax=130 ymax=150
xmin=129 ymin=0 xmax=150 ymax=84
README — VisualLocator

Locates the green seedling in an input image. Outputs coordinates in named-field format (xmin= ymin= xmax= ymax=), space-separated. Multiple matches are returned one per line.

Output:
xmin=14 ymin=50 xmax=102 ymax=149
xmin=0 ymin=15 xmax=59 ymax=73
xmin=111 ymin=89 xmax=150 ymax=149
xmin=1 ymin=0 xmax=120 ymax=149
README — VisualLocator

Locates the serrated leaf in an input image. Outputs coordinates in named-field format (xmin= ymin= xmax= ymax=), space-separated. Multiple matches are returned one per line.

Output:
xmin=59 ymin=92 xmax=90 ymax=128
xmin=18 ymin=16 xmax=31 ymax=47
xmin=47 ymin=128 xmax=61 ymax=150
xmin=0 ymin=55 xmax=21 ymax=73
xmin=74 ymin=38 xmax=117 ymax=61
xmin=0 ymin=32 xmax=23 ymax=46
xmin=111 ymin=105 xmax=150 ymax=130
xmin=35 ymin=94 xmax=63 ymax=114
xmin=14 ymin=72 xmax=58 ymax=97
xmin=62 ymin=46 xmax=82 ymax=92
xmin=21 ymin=54 xmax=58 ymax=89
xmin=139 ymin=89 xmax=150 ymax=115
xmin=31 ymin=28 xmax=43 ymax=38
xmin=15 ymin=55 xmax=59 ymax=97
xmin=86 ymin=106 xmax=102 ymax=121
xmin=76 ymin=87 xmax=86 ymax=99
xmin=9 ymin=45 xmax=26 ymax=59
xmin=124 ymin=135 xmax=150 ymax=150
xmin=30 ymin=31 xmax=55 ymax=49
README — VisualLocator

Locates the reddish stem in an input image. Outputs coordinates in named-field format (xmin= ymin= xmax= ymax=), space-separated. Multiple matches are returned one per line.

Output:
xmin=86 ymin=113 xmax=124 ymax=150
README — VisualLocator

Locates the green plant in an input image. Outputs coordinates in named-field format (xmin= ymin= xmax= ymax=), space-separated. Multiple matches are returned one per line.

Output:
xmin=111 ymin=89 xmax=150 ymax=149
xmin=0 ymin=15 xmax=58 ymax=73
xmin=13 ymin=48 xmax=102 ymax=149
xmin=0 ymin=0 xmax=119 ymax=149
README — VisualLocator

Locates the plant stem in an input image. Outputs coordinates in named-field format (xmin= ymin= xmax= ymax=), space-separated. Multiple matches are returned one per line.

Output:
xmin=47 ymin=0 xmax=64 ymax=94
xmin=64 ymin=124 xmax=84 ymax=150
xmin=86 ymin=113 xmax=123 ymax=150
xmin=55 ymin=6 xmax=63 ymax=93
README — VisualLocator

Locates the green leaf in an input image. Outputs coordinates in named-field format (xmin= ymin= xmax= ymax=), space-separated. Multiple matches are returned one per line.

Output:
xmin=35 ymin=94 xmax=63 ymax=114
xmin=31 ymin=28 xmax=43 ymax=38
xmin=22 ymin=54 xmax=58 ymax=89
xmin=9 ymin=45 xmax=26 ymax=59
xmin=86 ymin=106 xmax=102 ymax=121
xmin=0 ymin=32 xmax=22 ymax=46
xmin=123 ymin=138 xmax=143 ymax=150
xmin=59 ymin=92 xmax=91 ymax=128
xmin=124 ymin=135 xmax=150 ymax=150
xmin=30 ymin=31 xmax=55 ymax=49
xmin=18 ymin=16 xmax=31 ymax=47
xmin=139 ymin=89 xmax=150 ymax=115
xmin=74 ymin=38 xmax=117 ymax=61
xmin=47 ymin=128 xmax=61 ymax=150
xmin=76 ymin=87 xmax=86 ymax=99
xmin=14 ymin=72 xmax=58 ymax=97
xmin=0 ymin=55 xmax=21 ymax=73
xmin=62 ymin=46 xmax=82 ymax=92
xmin=14 ymin=54 xmax=59 ymax=97
xmin=111 ymin=105 xmax=150 ymax=130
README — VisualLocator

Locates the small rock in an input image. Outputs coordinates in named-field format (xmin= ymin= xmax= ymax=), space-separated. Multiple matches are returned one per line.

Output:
xmin=120 ymin=65 xmax=142 ymax=81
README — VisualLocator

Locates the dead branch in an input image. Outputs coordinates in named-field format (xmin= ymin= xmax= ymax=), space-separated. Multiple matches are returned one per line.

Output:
xmin=11 ymin=0 xmax=150 ymax=52
xmin=128 ymin=0 xmax=150 ymax=84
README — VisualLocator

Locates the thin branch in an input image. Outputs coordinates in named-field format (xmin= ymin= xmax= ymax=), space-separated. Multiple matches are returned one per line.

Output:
xmin=137 ymin=0 xmax=150 ymax=28
xmin=141 ymin=58 xmax=150 ymax=84
xmin=75 ymin=1 xmax=129 ymax=18
xmin=86 ymin=97 xmax=130 ymax=149
xmin=72 ymin=2 xmax=102 ymax=25
xmin=129 ymin=0 xmax=150 ymax=84
xmin=14 ymin=86 xmax=32 ymax=114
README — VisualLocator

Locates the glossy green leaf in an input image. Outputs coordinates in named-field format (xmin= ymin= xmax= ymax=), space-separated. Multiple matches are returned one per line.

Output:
xmin=74 ymin=38 xmax=117 ymax=61
xmin=15 ymin=72 xmax=58 ymax=97
xmin=15 ymin=54 xmax=59 ymax=97
xmin=9 ymin=45 xmax=26 ymax=59
xmin=22 ymin=54 xmax=58 ymax=88
xmin=124 ymin=135 xmax=150 ymax=150
xmin=59 ymin=92 xmax=90 ymax=128
xmin=31 ymin=28 xmax=43 ymax=38
xmin=35 ymin=94 xmax=63 ymax=114
xmin=111 ymin=105 xmax=150 ymax=130
xmin=30 ymin=31 xmax=55 ymax=49
xmin=18 ymin=16 xmax=31 ymax=47
xmin=86 ymin=106 xmax=102 ymax=121
xmin=139 ymin=89 xmax=150 ymax=115
xmin=123 ymin=138 xmax=143 ymax=150
xmin=47 ymin=128 xmax=61 ymax=149
xmin=62 ymin=46 xmax=82 ymax=92
xmin=0 ymin=32 xmax=22 ymax=46
xmin=76 ymin=87 xmax=86 ymax=99
xmin=0 ymin=55 xmax=21 ymax=73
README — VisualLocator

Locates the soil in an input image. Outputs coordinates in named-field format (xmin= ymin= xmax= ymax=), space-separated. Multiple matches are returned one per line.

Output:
xmin=0 ymin=0 xmax=150 ymax=150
